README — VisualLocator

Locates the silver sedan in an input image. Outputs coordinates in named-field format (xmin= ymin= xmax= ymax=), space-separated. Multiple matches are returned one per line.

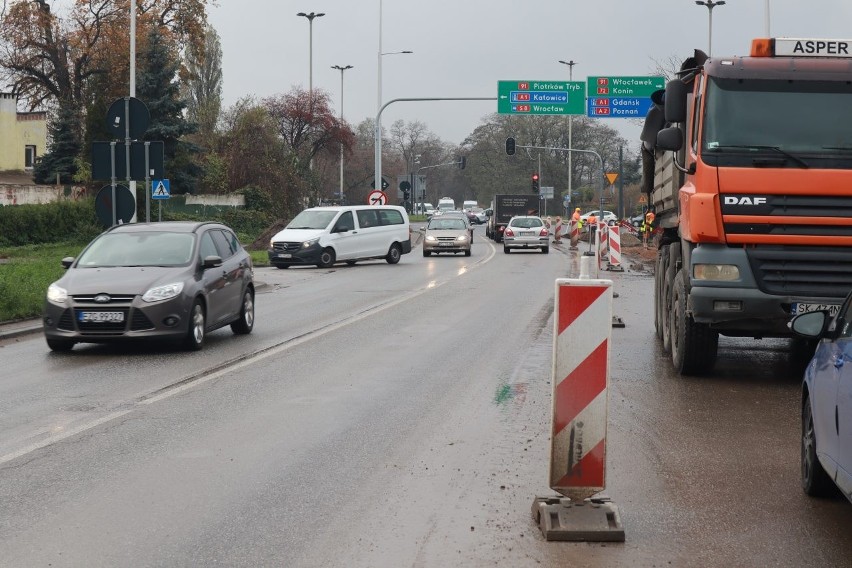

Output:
xmin=503 ymin=216 xmax=549 ymax=254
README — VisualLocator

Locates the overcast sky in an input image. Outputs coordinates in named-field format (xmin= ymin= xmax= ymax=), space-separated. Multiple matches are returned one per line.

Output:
xmin=208 ymin=1 xmax=852 ymax=150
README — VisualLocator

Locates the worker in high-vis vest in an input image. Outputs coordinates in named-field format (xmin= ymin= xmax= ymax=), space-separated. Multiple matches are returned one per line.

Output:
xmin=642 ymin=209 xmax=656 ymax=249
xmin=572 ymin=207 xmax=582 ymax=229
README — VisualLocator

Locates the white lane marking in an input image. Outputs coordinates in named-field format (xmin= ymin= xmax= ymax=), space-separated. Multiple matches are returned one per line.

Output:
xmin=0 ymin=238 xmax=498 ymax=466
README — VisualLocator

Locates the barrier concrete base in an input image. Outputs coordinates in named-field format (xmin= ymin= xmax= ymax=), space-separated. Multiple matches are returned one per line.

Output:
xmin=531 ymin=495 xmax=625 ymax=542
xmin=611 ymin=316 xmax=625 ymax=328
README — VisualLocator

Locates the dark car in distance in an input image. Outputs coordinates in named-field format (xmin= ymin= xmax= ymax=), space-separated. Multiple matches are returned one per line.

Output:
xmin=42 ymin=221 xmax=255 ymax=352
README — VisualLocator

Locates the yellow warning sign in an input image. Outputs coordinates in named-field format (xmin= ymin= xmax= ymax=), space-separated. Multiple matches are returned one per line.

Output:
xmin=605 ymin=172 xmax=618 ymax=185
xmin=638 ymin=194 xmax=647 ymax=204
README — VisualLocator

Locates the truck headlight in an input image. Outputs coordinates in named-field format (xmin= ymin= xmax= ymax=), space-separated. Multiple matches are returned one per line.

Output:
xmin=694 ymin=264 xmax=739 ymax=281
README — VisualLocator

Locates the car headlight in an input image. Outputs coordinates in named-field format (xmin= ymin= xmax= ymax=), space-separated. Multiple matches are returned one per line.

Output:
xmin=47 ymin=283 xmax=68 ymax=303
xmin=302 ymin=237 xmax=320 ymax=249
xmin=425 ymin=235 xmax=437 ymax=242
xmin=142 ymin=282 xmax=185 ymax=303
xmin=693 ymin=264 xmax=740 ymax=281
xmin=456 ymin=235 xmax=469 ymax=242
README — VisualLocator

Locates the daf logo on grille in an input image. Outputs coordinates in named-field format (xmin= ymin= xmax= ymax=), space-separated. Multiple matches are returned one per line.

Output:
xmin=94 ymin=294 xmax=111 ymax=303
xmin=723 ymin=196 xmax=767 ymax=206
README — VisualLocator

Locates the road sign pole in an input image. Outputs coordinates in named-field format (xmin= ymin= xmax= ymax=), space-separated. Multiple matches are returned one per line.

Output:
xmin=144 ymin=142 xmax=151 ymax=223
xmin=110 ymin=142 xmax=117 ymax=227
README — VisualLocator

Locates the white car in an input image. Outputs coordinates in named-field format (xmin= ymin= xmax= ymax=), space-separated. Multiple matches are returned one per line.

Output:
xmin=580 ymin=210 xmax=618 ymax=226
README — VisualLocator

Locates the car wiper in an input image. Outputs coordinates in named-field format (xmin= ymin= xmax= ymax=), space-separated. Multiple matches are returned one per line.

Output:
xmin=708 ymin=144 xmax=809 ymax=168
xmin=822 ymin=146 xmax=852 ymax=152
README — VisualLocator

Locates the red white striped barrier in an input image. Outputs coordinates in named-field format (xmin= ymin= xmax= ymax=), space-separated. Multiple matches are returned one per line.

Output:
xmin=569 ymin=220 xmax=580 ymax=249
xmin=606 ymin=225 xmax=623 ymax=271
xmin=598 ymin=222 xmax=609 ymax=260
xmin=550 ymin=279 xmax=612 ymax=500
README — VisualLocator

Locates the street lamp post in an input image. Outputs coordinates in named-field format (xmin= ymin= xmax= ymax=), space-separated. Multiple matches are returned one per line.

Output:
xmin=296 ymin=12 xmax=325 ymax=98
xmin=374 ymin=0 xmax=412 ymax=194
xmin=695 ymin=1 xmax=725 ymax=56
xmin=558 ymin=59 xmax=577 ymax=217
xmin=297 ymin=12 xmax=325 ymax=172
xmin=331 ymin=64 xmax=353 ymax=202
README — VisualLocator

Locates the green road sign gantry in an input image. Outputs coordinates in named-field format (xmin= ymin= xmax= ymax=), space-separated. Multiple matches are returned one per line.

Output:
xmin=498 ymin=80 xmax=586 ymax=115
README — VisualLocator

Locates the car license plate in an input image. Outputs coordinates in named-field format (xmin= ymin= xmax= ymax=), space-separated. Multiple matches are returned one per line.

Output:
xmin=78 ymin=311 xmax=124 ymax=323
xmin=792 ymin=302 xmax=840 ymax=317
xmin=439 ymin=242 xmax=452 ymax=247
xmin=520 ymin=231 xmax=534 ymax=236
xmin=278 ymin=253 xmax=292 ymax=258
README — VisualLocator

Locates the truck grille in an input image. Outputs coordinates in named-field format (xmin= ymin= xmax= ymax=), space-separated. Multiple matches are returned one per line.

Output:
xmin=722 ymin=194 xmax=852 ymax=238
xmin=746 ymin=246 xmax=852 ymax=298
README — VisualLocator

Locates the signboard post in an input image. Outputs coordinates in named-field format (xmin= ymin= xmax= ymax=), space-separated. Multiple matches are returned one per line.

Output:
xmin=498 ymin=81 xmax=586 ymax=115
xmin=586 ymin=76 xmax=665 ymax=118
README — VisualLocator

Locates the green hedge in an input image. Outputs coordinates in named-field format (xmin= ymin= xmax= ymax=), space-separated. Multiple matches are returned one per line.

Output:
xmin=0 ymin=200 xmax=102 ymax=247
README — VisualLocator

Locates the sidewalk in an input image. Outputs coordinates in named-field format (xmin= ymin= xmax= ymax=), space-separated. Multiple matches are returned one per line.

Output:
xmin=0 ymin=318 xmax=42 ymax=341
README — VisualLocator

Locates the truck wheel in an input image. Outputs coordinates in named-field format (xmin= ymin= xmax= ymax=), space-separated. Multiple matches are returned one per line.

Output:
xmin=654 ymin=245 xmax=667 ymax=340
xmin=670 ymin=270 xmax=718 ymax=375
xmin=661 ymin=242 xmax=681 ymax=353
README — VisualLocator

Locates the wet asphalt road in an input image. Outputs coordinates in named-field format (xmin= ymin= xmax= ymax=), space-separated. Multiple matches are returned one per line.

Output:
xmin=1 ymin=227 xmax=850 ymax=567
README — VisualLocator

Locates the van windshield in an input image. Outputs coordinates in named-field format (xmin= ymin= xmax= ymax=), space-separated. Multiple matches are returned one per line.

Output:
xmin=286 ymin=210 xmax=338 ymax=230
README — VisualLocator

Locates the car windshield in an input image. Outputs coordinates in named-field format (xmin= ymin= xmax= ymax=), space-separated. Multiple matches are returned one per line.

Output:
xmin=429 ymin=218 xmax=466 ymax=230
xmin=511 ymin=218 xmax=543 ymax=229
xmin=76 ymin=231 xmax=195 ymax=267
xmin=286 ymin=210 xmax=338 ymax=230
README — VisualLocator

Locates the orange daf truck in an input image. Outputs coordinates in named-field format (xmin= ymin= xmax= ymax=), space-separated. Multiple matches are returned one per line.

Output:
xmin=641 ymin=38 xmax=852 ymax=375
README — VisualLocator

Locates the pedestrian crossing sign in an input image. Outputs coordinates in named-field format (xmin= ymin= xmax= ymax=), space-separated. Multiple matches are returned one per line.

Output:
xmin=152 ymin=179 xmax=170 ymax=200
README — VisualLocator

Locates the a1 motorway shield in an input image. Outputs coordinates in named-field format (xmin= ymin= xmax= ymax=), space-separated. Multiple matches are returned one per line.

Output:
xmin=498 ymin=81 xmax=586 ymax=115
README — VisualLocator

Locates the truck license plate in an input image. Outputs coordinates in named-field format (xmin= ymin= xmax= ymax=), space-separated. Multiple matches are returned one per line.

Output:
xmin=792 ymin=302 xmax=840 ymax=317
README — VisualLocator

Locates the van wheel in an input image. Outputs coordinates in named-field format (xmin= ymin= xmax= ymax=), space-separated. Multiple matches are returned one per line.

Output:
xmin=317 ymin=248 xmax=336 ymax=268
xmin=385 ymin=243 xmax=402 ymax=264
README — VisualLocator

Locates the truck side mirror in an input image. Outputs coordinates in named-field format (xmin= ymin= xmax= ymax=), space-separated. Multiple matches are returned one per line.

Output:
xmin=664 ymin=79 xmax=689 ymax=123
xmin=656 ymin=127 xmax=684 ymax=152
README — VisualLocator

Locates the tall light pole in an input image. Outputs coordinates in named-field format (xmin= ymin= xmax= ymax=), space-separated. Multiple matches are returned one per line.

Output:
xmin=695 ymin=0 xmax=725 ymax=56
xmin=296 ymin=12 xmax=325 ymax=99
xmin=332 ymin=64 xmax=353 ymax=202
xmin=375 ymin=0 xmax=412 ymax=194
xmin=297 ymin=11 xmax=324 ymax=173
xmin=558 ymin=59 xmax=577 ymax=216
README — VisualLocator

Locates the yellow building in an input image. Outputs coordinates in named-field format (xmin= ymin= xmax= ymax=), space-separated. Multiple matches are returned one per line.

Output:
xmin=0 ymin=93 xmax=47 ymax=172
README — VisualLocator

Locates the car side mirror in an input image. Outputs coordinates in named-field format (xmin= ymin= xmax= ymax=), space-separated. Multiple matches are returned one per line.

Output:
xmin=61 ymin=256 xmax=75 ymax=269
xmin=790 ymin=310 xmax=830 ymax=339
xmin=202 ymin=255 xmax=223 ymax=269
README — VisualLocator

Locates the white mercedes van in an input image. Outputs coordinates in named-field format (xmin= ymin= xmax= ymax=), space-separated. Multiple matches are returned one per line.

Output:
xmin=268 ymin=205 xmax=412 ymax=268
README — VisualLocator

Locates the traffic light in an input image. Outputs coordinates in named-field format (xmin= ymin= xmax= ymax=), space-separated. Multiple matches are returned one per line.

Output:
xmin=531 ymin=172 xmax=540 ymax=194
xmin=505 ymin=137 xmax=516 ymax=156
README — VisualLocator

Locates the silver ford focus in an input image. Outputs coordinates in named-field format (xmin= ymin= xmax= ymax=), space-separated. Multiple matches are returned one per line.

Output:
xmin=42 ymin=221 xmax=255 ymax=352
